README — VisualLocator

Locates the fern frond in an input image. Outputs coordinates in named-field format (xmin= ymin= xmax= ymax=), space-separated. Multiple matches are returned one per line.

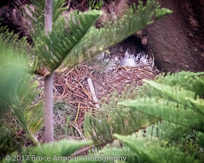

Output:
xmin=143 ymin=121 xmax=191 ymax=142
xmin=69 ymin=147 xmax=136 ymax=163
xmin=119 ymin=98 xmax=204 ymax=132
xmin=84 ymin=108 xmax=157 ymax=144
xmin=0 ymin=126 xmax=20 ymax=157
xmin=114 ymin=133 xmax=198 ymax=163
xmin=83 ymin=84 xmax=156 ymax=144
xmin=137 ymin=72 xmax=204 ymax=98
xmin=187 ymin=98 xmax=204 ymax=115
xmin=23 ymin=0 xmax=67 ymax=39
xmin=27 ymin=139 xmax=92 ymax=156
xmin=0 ymin=29 xmax=43 ymax=145
xmin=35 ymin=10 xmax=101 ymax=72
xmin=15 ymin=78 xmax=43 ymax=135
xmin=144 ymin=80 xmax=204 ymax=114
xmin=95 ymin=147 xmax=139 ymax=163
xmin=2 ymin=140 xmax=93 ymax=162
xmin=6 ymin=76 xmax=43 ymax=145
xmin=155 ymin=72 xmax=204 ymax=96
xmin=0 ymin=31 xmax=29 ymax=114
xmin=53 ymin=0 xmax=68 ymax=22
xmin=119 ymin=71 xmax=204 ymax=132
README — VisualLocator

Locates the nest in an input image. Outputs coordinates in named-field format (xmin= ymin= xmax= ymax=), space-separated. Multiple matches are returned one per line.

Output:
xmin=52 ymin=61 xmax=158 ymax=140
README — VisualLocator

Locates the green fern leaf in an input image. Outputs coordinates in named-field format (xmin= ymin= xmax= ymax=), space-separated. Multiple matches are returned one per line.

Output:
xmin=28 ymin=139 xmax=92 ymax=156
xmin=114 ymin=133 xmax=198 ymax=163
xmin=0 ymin=29 xmax=43 ymax=144
xmin=119 ymin=98 xmax=204 ymax=132
xmin=143 ymin=121 xmax=190 ymax=141
xmin=84 ymin=108 xmax=157 ymax=144
xmin=36 ymin=10 xmax=101 ymax=72
xmin=153 ymin=72 xmax=204 ymax=96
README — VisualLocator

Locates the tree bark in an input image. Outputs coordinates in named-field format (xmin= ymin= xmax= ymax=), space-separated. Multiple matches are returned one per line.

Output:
xmin=44 ymin=0 xmax=54 ymax=142
xmin=45 ymin=0 xmax=52 ymax=34
xmin=44 ymin=74 xmax=54 ymax=142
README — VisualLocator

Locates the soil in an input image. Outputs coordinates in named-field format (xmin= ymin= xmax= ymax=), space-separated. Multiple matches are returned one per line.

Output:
xmin=146 ymin=0 xmax=204 ymax=72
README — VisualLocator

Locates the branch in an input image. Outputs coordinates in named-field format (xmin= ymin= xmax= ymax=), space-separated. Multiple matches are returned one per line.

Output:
xmin=87 ymin=78 xmax=100 ymax=109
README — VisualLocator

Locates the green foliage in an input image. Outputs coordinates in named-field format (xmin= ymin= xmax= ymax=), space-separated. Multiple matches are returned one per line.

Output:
xmin=23 ymin=0 xmax=67 ymax=40
xmin=0 ymin=28 xmax=29 ymax=113
xmin=12 ymin=78 xmax=43 ymax=136
xmin=0 ymin=27 xmax=43 ymax=156
xmin=142 ymin=120 xmax=190 ymax=142
xmin=60 ymin=0 xmax=171 ymax=70
xmin=119 ymin=97 xmax=204 ymax=131
xmin=0 ymin=126 xmax=20 ymax=158
xmin=197 ymin=132 xmax=204 ymax=147
xmin=36 ymin=10 xmax=102 ymax=72
xmin=137 ymin=71 xmax=204 ymax=98
xmin=24 ymin=0 xmax=102 ymax=73
xmin=26 ymin=139 xmax=92 ymax=157
xmin=119 ymin=72 xmax=204 ymax=132
xmin=24 ymin=0 xmax=171 ymax=74
xmin=0 ymin=0 xmax=175 ymax=162
xmin=114 ymin=133 xmax=198 ymax=163
xmin=84 ymin=108 xmax=157 ymax=144
xmin=116 ymin=71 xmax=204 ymax=162
xmin=83 ymin=72 xmax=204 ymax=162
xmin=89 ymin=0 xmax=103 ymax=10
xmin=2 ymin=140 xmax=92 ymax=163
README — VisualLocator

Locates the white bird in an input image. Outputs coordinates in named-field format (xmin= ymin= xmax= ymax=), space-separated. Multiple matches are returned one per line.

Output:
xmin=120 ymin=49 xmax=137 ymax=67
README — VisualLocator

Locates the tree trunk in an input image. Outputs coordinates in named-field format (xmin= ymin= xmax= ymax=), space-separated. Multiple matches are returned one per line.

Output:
xmin=44 ymin=74 xmax=54 ymax=142
xmin=44 ymin=0 xmax=54 ymax=142
xmin=45 ymin=0 xmax=52 ymax=33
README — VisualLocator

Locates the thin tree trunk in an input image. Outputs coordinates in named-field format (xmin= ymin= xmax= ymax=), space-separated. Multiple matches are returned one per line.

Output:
xmin=44 ymin=0 xmax=54 ymax=142
xmin=44 ymin=74 xmax=54 ymax=142
xmin=45 ymin=0 xmax=52 ymax=34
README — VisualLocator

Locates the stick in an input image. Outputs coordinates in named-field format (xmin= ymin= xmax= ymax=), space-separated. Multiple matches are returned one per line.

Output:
xmin=87 ymin=78 xmax=100 ymax=109
xmin=74 ymin=103 xmax=80 ymax=124
xmin=70 ymin=122 xmax=85 ymax=140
